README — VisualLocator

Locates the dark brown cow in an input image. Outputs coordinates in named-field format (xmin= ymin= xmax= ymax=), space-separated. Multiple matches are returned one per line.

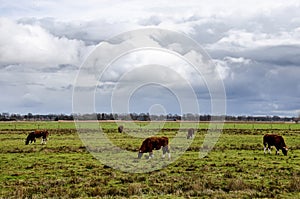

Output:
xmin=187 ymin=128 xmax=194 ymax=139
xmin=263 ymin=134 xmax=288 ymax=156
xmin=138 ymin=136 xmax=170 ymax=159
xmin=25 ymin=130 xmax=49 ymax=145
xmin=118 ymin=125 xmax=124 ymax=133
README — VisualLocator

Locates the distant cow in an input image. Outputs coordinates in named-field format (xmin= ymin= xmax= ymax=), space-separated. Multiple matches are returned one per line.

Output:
xmin=25 ymin=130 xmax=49 ymax=145
xmin=138 ymin=136 xmax=170 ymax=159
xmin=118 ymin=125 xmax=124 ymax=133
xmin=187 ymin=128 xmax=195 ymax=139
xmin=263 ymin=134 xmax=288 ymax=156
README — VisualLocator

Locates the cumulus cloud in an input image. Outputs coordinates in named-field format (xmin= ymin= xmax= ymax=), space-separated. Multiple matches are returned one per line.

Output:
xmin=1 ymin=0 xmax=300 ymax=116
xmin=17 ymin=17 xmax=140 ymax=45
xmin=0 ymin=18 xmax=87 ymax=67
xmin=206 ymin=28 xmax=300 ymax=52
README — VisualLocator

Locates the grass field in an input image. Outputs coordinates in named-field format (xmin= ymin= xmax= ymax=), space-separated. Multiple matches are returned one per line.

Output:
xmin=0 ymin=121 xmax=300 ymax=198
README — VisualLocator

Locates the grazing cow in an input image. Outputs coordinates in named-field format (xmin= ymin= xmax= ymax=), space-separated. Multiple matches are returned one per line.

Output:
xmin=187 ymin=128 xmax=195 ymax=139
xmin=138 ymin=136 xmax=170 ymax=159
xmin=25 ymin=130 xmax=49 ymax=145
xmin=263 ymin=134 xmax=288 ymax=156
xmin=118 ymin=125 xmax=124 ymax=133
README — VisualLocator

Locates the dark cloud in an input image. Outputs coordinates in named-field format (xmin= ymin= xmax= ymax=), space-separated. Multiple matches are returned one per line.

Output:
xmin=246 ymin=45 xmax=300 ymax=66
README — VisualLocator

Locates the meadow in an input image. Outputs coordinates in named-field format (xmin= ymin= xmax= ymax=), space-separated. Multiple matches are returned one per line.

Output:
xmin=0 ymin=121 xmax=300 ymax=198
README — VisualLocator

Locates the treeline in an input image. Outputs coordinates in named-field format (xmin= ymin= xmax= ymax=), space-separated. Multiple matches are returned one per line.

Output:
xmin=0 ymin=112 xmax=298 ymax=122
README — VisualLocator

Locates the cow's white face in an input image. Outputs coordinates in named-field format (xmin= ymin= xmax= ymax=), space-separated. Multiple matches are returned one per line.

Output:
xmin=282 ymin=147 xmax=288 ymax=156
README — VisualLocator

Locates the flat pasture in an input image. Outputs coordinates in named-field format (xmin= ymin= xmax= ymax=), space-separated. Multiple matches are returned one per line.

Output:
xmin=0 ymin=121 xmax=299 ymax=198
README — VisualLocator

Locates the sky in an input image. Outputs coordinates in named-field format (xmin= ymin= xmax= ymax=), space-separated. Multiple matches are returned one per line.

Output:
xmin=0 ymin=0 xmax=300 ymax=117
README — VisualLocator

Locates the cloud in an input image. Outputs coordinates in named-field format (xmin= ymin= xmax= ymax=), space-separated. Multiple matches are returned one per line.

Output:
xmin=0 ymin=18 xmax=87 ymax=67
xmin=17 ymin=17 xmax=140 ymax=45
xmin=215 ymin=55 xmax=300 ymax=116
xmin=21 ymin=93 xmax=42 ymax=107
xmin=207 ymin=28 xmax=300 ymax=52
xmin=246 ymin=45 xmax=300 ymax=66
xmin=1 ymin=1 xmax=300 ymax=116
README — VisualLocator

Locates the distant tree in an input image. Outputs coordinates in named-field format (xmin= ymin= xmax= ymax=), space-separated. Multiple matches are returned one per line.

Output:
xmin=272 ymin=115 xmax=281 ymax=121
xmin=27 ymin=113 xmax=33 ymax=120
xmin=294 ymin=112 xmax=300 ymax=123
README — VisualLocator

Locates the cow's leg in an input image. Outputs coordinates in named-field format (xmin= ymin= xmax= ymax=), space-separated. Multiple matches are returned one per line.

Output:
xmin=138 ymin=151 xmax=143 ymax=159
xmin=264 ymin=145 xmax=267 ymax=154
xmin=267 ymin=145 xmax=271 ymax=154
xmin=162 ymin=146 xmax=167 ymax=158
xmin=149 ymin=151 xmax=154 ymax=159
xmin=45 ymin=136 xmax=48 ymax=144
xmin=42 ymin=137 xmax=47 ymax=144
xmin=164 ymin=146 xmax=171 ymax=160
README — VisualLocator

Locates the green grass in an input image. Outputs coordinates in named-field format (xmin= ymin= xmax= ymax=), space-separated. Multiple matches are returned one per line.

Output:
xmin=0 ymin=120 xmax=299 ymax=131
xmin=0 ymin=122 xmax=300 ymax=198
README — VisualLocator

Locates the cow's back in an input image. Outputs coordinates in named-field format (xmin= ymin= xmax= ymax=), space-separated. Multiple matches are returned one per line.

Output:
xmin=263 ymin=134 xmax=286 ymax=147
xmin=263 ymin=134 xmax=272 ymax=145
xmin=275 ymin=135 xmax=287 ymax=148
xmin=160 ymin=136 xmax=169 ymax=146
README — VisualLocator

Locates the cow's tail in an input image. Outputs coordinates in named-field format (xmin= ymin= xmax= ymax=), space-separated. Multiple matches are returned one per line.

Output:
xmin=263 ymin=135 xmax=267 ymax=147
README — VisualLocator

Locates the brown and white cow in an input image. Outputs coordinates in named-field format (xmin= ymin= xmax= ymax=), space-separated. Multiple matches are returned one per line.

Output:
xmin=138 ymin=136 xmax=170 ymax=159
xmin=187 ymin=128 xmax=195 ymax=139
xmin=263 ymin=134 xmax=288 ymax=156
xmin=25 ymin=130 xmax=49 ymax=145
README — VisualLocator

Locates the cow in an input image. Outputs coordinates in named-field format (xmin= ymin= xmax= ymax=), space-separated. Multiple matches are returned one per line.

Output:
xmin=187 ymin=128 xmax=195 ymax=139
xmin=118 ymin=125 xmax=124 ymax=133
xmin=137 ymin=136 xmax=170 ymax=159
xmin=25 ymin=130 xmax=49 ymax=145
xmin=263 ymin=134 xmax=288 ymax=156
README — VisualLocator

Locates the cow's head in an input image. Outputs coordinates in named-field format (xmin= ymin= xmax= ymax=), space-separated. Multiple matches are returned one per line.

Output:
xmin=282 ymin=147 xmax=288 ymax=156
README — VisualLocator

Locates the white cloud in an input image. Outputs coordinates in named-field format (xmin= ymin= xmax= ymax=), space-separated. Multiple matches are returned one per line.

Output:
xmin=206 ymin=28 xmax=300 ymax=53
xmin=223 ymin=56 xmax=251 ymax=65
xmin=0 ymin=18 xmax=87 ymax=66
